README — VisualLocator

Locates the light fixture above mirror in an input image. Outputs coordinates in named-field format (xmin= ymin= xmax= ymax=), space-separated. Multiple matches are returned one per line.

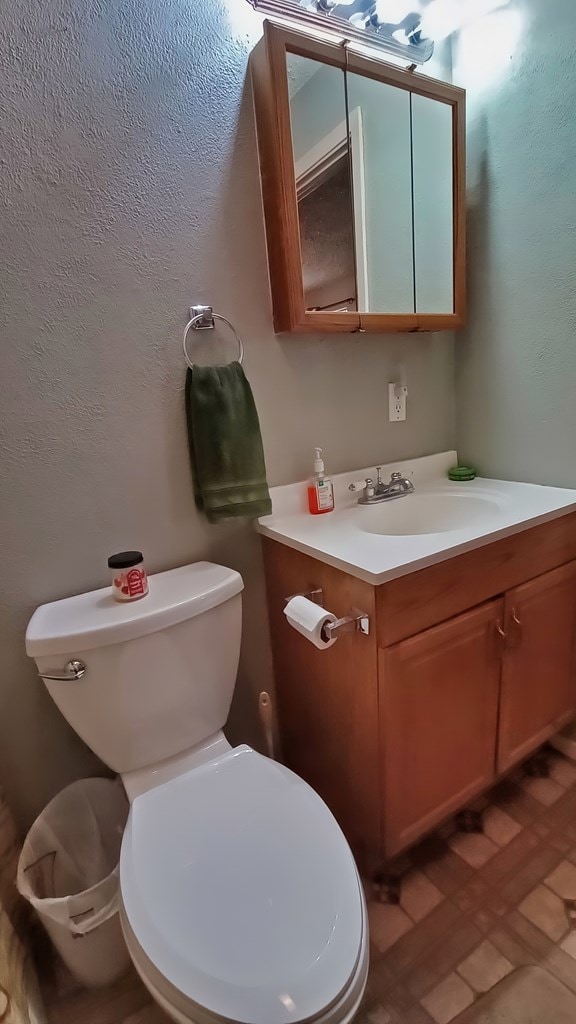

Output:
xmin=245 ymin=0 xmax=433 ymax=62
xmin=245 ymin=0 xmax=511 ymax=65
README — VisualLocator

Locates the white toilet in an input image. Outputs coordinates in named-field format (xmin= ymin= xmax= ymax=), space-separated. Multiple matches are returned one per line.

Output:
xmin=26 ymin=562 xmax=368 ymax=1024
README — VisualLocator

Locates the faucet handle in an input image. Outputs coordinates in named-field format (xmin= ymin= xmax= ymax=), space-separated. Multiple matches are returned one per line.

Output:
xmin=390 ymin=470 xmax=415 ymax=493
xmin=364 ymin=478 xmax=375 ymax=499
xmin=349 ymin=475 xmax=378 ymax=494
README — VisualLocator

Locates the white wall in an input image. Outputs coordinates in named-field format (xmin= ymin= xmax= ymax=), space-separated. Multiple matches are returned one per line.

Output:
xmin=455 ymin=0 xmax=576 ymax=485
xmin=0 ymin=0 xmax=455 ymax=827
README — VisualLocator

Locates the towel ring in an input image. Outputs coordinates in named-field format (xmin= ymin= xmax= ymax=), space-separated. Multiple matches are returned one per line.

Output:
xmin=183 ymin=310 xmax=244 ymax=369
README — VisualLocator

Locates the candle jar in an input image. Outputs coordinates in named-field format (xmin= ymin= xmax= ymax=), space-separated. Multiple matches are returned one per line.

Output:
xmin=108 ymin=551 xmax=149 ymax=602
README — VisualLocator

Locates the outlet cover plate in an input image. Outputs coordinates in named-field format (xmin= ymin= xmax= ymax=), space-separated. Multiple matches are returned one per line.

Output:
xmin=388 ymin=383 xmax=407 ymax=422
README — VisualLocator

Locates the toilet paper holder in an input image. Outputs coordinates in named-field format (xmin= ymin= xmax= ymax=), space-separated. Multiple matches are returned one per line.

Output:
xmin=284 ymin=589 xmax=370 ymax=639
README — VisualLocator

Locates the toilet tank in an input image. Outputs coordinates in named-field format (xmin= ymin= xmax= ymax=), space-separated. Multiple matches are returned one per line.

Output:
xmin=26 ymin=563 xmax=243 ymax=773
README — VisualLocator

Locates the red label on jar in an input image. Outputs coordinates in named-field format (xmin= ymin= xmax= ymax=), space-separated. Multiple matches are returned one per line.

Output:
xmin=126 ymin=568 xmax=146 ymax=596
xmin=113 ymin=567 xmax=148 ymax=600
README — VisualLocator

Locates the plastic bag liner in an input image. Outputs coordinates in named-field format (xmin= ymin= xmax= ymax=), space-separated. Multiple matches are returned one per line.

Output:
xmin=17 ymin=778 xmax=131 ymax=987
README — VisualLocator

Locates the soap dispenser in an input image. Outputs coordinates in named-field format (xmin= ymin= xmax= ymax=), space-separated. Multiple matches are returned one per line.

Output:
xmin=307 ymin=448 xmax=335 ymax=515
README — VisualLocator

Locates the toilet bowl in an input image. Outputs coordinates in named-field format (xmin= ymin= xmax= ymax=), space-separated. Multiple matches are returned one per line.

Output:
xmin=26 ymin=562 xmax=368 ymax=1024
xmin=121 ymin=743 xmax=368 ymax=1024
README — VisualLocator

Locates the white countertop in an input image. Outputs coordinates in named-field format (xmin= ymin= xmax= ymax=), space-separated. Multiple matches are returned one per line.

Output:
xmin=257 ymin=452 xmax=576 ymax=585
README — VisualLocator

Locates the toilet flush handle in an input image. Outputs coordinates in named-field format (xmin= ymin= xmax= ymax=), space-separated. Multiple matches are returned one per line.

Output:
xmin=39 ymin=660 xmax=86 ymax=681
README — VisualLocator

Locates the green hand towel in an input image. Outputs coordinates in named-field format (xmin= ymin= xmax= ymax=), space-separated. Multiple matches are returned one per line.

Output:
xmin=185 ymin=361 xmax=272 ymax=524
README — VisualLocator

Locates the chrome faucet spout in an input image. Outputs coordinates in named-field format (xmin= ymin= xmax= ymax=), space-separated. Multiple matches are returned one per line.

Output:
xmin=357 ymin=470 xmax=415 ymax=505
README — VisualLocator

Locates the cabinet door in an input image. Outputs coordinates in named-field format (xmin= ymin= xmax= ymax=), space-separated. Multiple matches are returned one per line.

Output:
xmin=380 ymin=600 xmax=502 ymax=858
xmin=498 ymin=561 xmax=576 ymax=773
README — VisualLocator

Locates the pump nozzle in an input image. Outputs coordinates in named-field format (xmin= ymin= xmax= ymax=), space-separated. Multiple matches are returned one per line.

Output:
xmin=313 ymin=448 xmax=325 ymax=474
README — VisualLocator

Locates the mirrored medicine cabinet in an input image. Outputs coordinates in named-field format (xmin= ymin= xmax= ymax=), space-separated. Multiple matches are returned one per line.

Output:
xmin=251 ymin=21 xmax=466 ymax=334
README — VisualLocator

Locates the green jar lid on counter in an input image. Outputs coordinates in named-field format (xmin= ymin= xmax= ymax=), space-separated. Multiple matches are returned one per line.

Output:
xmin=448 ymin=465 xmax=477 ymax=482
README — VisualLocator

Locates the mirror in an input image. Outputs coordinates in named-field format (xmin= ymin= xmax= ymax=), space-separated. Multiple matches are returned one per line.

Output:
xmin=345 ymin=71 xmax=413 ymax=314
xmin=251 ymin=21 xmax=465 ymax=333
xmin=287 ymin=55 xmax=357 ymax=313
xmin=411 ymin=93 xmax=454 ymax=314
xmin=287 ymin=57 xmax=455 ymax=317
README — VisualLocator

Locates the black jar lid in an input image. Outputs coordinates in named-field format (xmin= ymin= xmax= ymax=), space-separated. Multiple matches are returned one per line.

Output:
xmin=108 ymin=551 xmax=143 ymax=569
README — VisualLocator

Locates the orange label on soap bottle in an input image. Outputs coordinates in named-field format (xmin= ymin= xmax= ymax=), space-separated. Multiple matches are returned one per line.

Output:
xmin=307 ymin=480 xmax=334 ymax=515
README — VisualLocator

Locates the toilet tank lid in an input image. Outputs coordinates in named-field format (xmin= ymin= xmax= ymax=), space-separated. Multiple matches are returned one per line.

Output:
xmin=26 ymin=562 xmax=243 ymax=658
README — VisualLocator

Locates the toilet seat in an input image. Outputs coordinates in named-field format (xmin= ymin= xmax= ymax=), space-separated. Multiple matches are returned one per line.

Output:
xmin=120 ymin=745 xmax=366 ymax=1024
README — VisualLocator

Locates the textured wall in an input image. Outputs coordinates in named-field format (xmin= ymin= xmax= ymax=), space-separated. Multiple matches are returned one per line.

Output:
xmin=455 ymin=0 xmax=576 ymax=484
xmin=0 ymin=0 xmax=455 ymax=827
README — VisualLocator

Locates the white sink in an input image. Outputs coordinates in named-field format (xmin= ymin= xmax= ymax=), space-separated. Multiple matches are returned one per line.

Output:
xmin=355 ymin=492 xmax=502 ymax=537
xmin=257 ymin=452 xmax=576 ymax=585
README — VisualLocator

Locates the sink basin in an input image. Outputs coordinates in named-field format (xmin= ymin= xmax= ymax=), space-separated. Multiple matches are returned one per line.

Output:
xmin=355 ymin=492 xmax=502 ymax=536
xmin=258 ymin=452 xmax=576 ymax=584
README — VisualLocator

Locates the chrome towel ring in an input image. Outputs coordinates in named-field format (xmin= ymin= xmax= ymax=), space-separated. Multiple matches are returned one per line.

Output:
xmin=183 ymin=304 xmax=244 ymax=369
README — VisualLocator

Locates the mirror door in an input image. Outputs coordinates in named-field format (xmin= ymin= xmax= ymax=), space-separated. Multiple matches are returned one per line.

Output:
xmin=344 ymin=72 xmax=414 ymax=315
xmin=411 ymin=93 xmax=454 ymax=314
xmin=287 ymin=54 xmax=359 ymax=313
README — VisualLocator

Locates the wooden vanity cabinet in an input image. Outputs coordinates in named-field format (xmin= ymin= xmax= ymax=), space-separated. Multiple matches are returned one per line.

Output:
xmin=380 ymin=600 xmax=503 ymax=858
xmin=262 ymin=512 xmax=576 ymax=870
xmin=498 ymin=561 xmax=576 ymax=773
xmin=261 ymin=541 xmax=380 ymax=869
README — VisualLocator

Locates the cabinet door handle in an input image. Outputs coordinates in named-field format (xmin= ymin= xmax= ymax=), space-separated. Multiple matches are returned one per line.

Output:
xmin=510 ymin=608 xmax=522 ymax=647
xmin=493 ymin=621 xmax=508 ymax=660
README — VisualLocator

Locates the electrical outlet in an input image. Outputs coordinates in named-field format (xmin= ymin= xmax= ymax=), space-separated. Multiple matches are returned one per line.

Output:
xmin=388 ymin=383 xmax=407 ymax=422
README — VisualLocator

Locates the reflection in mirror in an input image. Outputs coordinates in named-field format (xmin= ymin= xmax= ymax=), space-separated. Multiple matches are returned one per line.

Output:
xmin=286 ymin=54 xmax=359 ymax=312
xmin=285 ymin=50 xmax=456 ymax=319
xmin=346 ymin=72 xmax=414 ymax=314
xmin=412 ymin=93 xmax=454 ymax=313
xmin=346 ymin=72 xmax=454 ymax=315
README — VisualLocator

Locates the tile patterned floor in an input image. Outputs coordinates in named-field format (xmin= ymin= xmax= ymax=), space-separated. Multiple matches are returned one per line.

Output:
xmin=358 ymin=747 xmax=576 ymax=1024
xmin=43 ymin=746 xmax=576 ymax=1024
xmin=42 ymin=963 xmax=170 ymax=1024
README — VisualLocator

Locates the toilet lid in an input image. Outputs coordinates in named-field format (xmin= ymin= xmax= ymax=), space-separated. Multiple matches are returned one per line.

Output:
xmin=120 ymin=746 xmax=364 ymax=1024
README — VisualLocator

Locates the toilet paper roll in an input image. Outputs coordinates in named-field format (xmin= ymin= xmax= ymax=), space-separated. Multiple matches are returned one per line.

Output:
xmin=283 ymin=596 xmax=338 ymax=650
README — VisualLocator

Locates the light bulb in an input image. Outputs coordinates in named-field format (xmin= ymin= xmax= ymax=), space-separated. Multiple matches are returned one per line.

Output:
xmin=454 ymin=8 xmax=523 ymax=91
xmin=419 ymin=0 xmax=510 ymax=42
xmin=350 ymin=11 xmax=370 ymax=25
xmin=375 ymin=0 xmax=421 ymax=21
xmin=317 ymin=0 xmax=357 ymax=7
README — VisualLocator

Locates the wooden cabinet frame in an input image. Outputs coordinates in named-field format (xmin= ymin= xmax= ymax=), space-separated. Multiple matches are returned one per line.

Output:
xmin=262 ymin=512 xmax=576 ymax=871
xmin=251 ymin=20 xmax=466 ymax=334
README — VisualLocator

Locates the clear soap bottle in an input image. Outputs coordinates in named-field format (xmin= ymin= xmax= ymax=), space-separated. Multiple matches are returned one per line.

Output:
xmin=307 ymin=447 xmax=335 ymax=515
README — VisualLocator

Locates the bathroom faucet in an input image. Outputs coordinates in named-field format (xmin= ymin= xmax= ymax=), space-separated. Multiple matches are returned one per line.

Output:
xmin=349 ymin=469 xmax=415 ymax=505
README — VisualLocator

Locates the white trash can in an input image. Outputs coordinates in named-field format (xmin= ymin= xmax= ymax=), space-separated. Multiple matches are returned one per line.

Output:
xmin=17 ymin=777 xmax=131 ymax=988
